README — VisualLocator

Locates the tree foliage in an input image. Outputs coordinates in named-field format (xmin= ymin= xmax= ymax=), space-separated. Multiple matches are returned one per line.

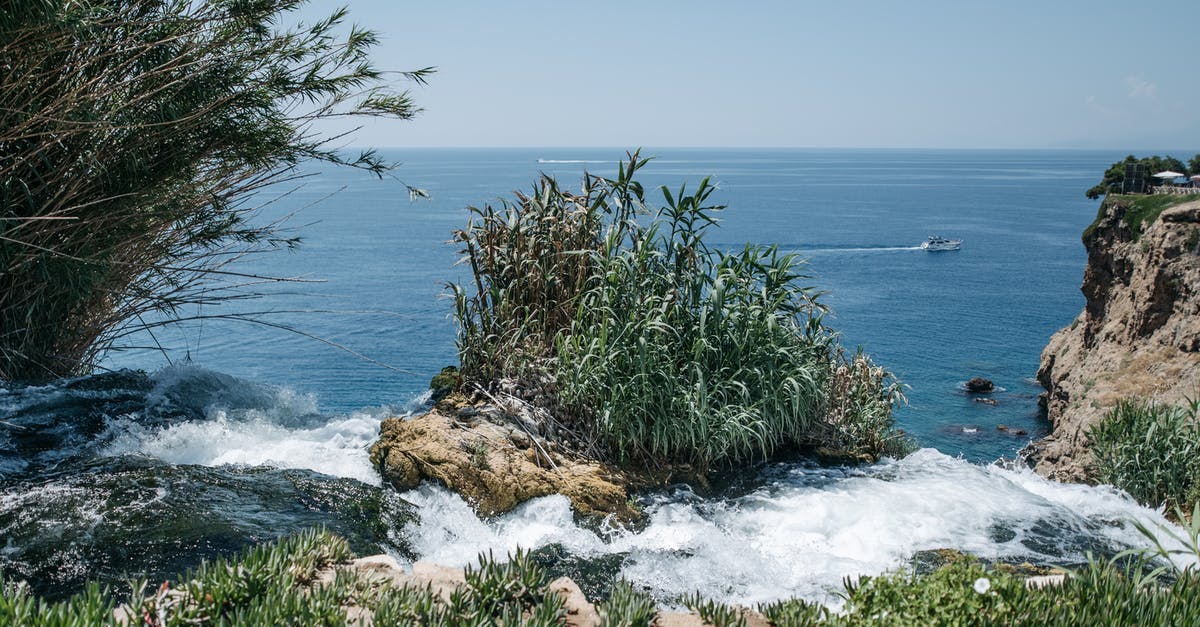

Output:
xmin=1086 ymin=154 xmax=1197 ymax=199
xmin=0 ymin=0 xmax=430 ymax=381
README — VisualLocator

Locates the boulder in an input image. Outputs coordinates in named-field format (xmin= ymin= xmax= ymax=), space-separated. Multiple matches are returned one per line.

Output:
xmin=964 ymin=377 xmax=994 ymax=393
xmin=549 ymin=576 xmax=601 ymax=627
xmin=369 ymin=406 xmax=641 ymax=522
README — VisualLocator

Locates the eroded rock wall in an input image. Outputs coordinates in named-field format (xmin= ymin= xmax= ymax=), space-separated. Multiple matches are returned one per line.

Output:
xmin=1028 ymin=198 xmax=1200 ymax=480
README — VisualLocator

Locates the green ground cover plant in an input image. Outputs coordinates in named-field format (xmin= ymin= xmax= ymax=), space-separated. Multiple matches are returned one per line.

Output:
xmin=7 ymin=519 xmax=1200 ymax=626
xmin=449 ymin=152 xmax=908 ymax=472
xmin=1082 ymin=194 xmax=1196 ymax=243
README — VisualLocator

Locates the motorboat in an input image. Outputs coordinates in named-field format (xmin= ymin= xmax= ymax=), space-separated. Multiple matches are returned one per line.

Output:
xmin=921 ymin=236 xmax=961 ymax=251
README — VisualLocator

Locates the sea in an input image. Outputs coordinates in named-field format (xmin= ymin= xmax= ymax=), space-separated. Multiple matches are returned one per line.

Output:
xmin=1 ymin=148 xmax=1188 ymax=605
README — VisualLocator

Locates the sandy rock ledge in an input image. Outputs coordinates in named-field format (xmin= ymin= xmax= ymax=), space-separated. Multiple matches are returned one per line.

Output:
xmin=369 ymin=399 xmax=641 ymax=522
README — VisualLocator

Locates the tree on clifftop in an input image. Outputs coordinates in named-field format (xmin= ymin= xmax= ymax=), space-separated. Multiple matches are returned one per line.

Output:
xmin=0 ymin=0 xmax=431 ymax=381
xmin=1085 ymin=154 xmax=1192 ymax=199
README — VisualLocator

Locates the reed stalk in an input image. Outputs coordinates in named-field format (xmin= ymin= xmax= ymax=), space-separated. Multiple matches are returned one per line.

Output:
xmin=0 ymin=0 xmax=430 ymax=381
xmin=450 ymin=152 xmax=906 ymax=470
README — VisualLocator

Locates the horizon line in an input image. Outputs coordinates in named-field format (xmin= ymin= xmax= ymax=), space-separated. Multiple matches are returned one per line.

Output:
xmin=348 ymin=145 xmax=1198 ymax=153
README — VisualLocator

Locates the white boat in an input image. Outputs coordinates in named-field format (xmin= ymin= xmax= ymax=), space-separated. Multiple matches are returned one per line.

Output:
xmin=920 ymin=236 xmax=961 ymax=251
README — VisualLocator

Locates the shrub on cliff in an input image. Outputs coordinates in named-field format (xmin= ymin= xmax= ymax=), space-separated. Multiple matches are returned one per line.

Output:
xmin=0 ymin=0 xmax=429 ymax=382
xmin=1090 ymin=398 xmax=1200 ymax=511
xmin=450 ymin=152 xmax=907 ymax=471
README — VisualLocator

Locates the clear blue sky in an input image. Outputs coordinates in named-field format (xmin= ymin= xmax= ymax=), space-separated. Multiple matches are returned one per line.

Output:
xmin=304 ymin=0 xmax=1198 ymax=149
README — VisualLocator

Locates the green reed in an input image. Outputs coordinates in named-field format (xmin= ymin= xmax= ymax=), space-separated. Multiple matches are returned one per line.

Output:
xmin=1 ymin=0 xmax=429 ymax=382
xmin=1090 ymin=397 xmax=1200 ymax=511
xmin=451 ymin=152 xmax=905 ymax=471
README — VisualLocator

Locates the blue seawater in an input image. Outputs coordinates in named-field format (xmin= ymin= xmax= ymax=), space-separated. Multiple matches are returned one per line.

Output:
xmin=105 ymin=148 xmax=1120 ymax=462
xmin=15 ymin=148 xmax=1191 ymax=604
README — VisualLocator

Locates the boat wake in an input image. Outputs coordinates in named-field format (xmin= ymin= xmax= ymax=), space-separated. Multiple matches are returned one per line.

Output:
xmin=796 ymin=245 xmax=924 ymax=254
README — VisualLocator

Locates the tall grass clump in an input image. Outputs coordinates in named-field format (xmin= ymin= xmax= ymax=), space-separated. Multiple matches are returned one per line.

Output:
xmin=1090 ymin=398 xmax=1200 ymax=511
xmin=451 ymin=152 xmax=907 ymax=471
xmin=0 ymin=0 xmax=430 ymax=382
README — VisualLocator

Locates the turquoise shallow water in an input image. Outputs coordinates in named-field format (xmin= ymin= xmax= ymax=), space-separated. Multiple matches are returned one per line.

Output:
xmin=107 ymin=147 xmax=1120 ymax=462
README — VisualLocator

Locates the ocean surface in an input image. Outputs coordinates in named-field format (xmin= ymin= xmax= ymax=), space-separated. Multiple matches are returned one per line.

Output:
xmin=6 ymin=148 xmax=1188 ymax=605
xmin=108 ymin=147 xmax=1114 ymax=459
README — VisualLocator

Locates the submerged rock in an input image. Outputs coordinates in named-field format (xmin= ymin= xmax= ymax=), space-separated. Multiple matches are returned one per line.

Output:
xmin=369 ymin=403 xmax=640 ymax=522
xmin=965 ymin=377 xmax=995 ymax=393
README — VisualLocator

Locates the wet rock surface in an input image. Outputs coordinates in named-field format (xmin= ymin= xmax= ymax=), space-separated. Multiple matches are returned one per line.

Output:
xmin=370 ymin=393 xmax=641 ymax=522
xmin=965 ymin=377 xmax=995 ymax=393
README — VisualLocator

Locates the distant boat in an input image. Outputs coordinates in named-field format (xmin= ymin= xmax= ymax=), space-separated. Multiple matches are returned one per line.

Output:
xmin=921 ymin=236 xmax=961 ymax=251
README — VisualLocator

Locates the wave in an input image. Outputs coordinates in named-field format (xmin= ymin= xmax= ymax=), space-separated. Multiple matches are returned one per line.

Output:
xmin=0 ymin=365 xmax=401 ymax=485
xmin=396 ymin=449 xmax=1189 ymax=608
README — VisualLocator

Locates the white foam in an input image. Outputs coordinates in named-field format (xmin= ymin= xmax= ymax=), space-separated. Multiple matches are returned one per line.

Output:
xmin=395 ymin=484 xmax=608 ymax=565
xmin=397 ymin=448 xmax=1191 ymax=607
xmin=101 ymin=366 xmax=387 ymax=485
xmin=104 ymin=410 xmax=384 ymax=485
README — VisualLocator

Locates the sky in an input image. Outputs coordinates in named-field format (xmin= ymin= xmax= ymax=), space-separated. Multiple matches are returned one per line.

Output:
xmin=301 ymin=1 xmax=1199 ymax=150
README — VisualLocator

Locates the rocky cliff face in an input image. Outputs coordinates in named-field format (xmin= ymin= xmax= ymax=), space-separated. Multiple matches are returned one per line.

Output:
xmin=1028 ymin=197 xmax=1200 ymax=481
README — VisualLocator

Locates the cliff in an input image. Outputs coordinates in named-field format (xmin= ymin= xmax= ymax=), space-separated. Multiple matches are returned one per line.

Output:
xmin=1028 ymin=195 xmax=1200 ymax=481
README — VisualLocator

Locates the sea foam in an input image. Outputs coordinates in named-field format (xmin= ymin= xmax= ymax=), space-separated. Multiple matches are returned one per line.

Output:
xmin=84 ymin=367 xmax=1191 ymax=607
xmin=100 ymin=365 xmax=392 ymax=485
xmin=397 ymin=449 xmax=1189 ymax=607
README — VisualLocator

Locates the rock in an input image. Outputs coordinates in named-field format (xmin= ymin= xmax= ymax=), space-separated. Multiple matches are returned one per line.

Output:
xmin=429 ymin=366 xmax=461 ymax=403
xmin=965 ymin=377 xmax=995 ymax=393
xmin=370 ymin=409 xmax=640 ymax=522
xmin=1014 ymin=429 xmax=1027 ymax=436
xmin=412 ymin=561 xmax=468 ymax=601
xmin=996 ymin=424 xmax=1009 ymax=431
xmin=654 ymin=608 xmax=770 ymax=627
xmin=343 ymin=554 xmax=409 ymax=586
xmin=1027 ymin=197 xmax=1200 ymax=481
xmin=549 ymin=576 xmax=600 ymax=627
xmin=974 ymin=397 xmax=998 ymax=406
xmin=508 ymin=428 xmax=532 ymax=449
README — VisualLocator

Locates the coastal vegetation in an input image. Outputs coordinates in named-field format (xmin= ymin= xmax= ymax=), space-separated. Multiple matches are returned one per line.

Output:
xmin=1085 ymin=154 xmax=1200 ymax=199
xmin=0 ymin=0 xmax=428 ymax=382
xmin=1081 ymin=193 xmax=1197 ymax=242
xmin=7 ymin=522 xmax=1200 ymax=626
xmin=1090 ymin=398 xmax=1200 ymax=513
xmin=449 ymin=152 xmax=907 ymax=472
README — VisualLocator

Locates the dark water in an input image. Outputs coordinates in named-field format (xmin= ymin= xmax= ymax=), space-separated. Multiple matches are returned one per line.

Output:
xmin=0 ymin=369 xmax=415 ymax=599
xmin=7 ymin=148 xmax=1165 ymax=603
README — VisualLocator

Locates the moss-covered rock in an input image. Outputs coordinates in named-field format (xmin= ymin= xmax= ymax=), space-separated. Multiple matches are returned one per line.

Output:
xmin=429 ymin=366 xmax=461 ymax=403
